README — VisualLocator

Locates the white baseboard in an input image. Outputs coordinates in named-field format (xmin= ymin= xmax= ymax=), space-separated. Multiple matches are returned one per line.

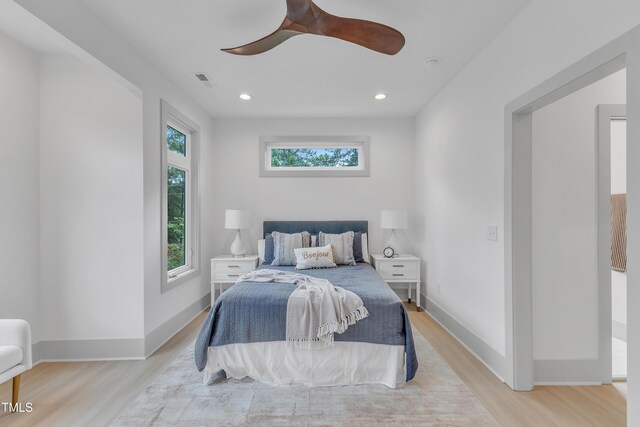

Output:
xmin=534 ymin=359 xmax=602 ymax=385
xmin=145 ymin=293 xmax=210 ymax=357
xmin=612 ymin=320 xmax=627 ymax=342
xmin=31 ymin=341 xmax=43 ymax=366
xmin=39 ymin=338 xmax=145 ymax=361
xmin=30 ymin=293 xmax=210 ymax=363
xmin=422 ymin=295 xmax=506 ymax=381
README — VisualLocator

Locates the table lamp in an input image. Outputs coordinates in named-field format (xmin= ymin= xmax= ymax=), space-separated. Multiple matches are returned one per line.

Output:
xmin=380 ymin=210 xmax=407 ymax=258
xmin=225 ymin=209 xmax=251 ymax=257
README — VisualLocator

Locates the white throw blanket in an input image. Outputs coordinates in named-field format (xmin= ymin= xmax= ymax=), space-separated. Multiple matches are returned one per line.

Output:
xmin=237 ymin=269 xmax=369 ymax=350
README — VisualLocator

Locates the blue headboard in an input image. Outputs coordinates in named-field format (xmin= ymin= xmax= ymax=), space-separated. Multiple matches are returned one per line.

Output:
xmin=263 ymin=221 xmax=368 ymax=236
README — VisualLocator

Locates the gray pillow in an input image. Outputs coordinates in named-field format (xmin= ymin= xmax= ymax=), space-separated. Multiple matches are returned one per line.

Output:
xmin=353 ymin=232 xmax=363 ymax=263
xmin=271 ymin=231 xmax=311 ymax=266
xmin=318 ymin=231 xmax=356 ymax=266
xmin=263 ymin=234 xmax=275 ymax=264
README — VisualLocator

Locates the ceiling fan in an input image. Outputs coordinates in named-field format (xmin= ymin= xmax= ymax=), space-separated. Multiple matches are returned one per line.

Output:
xmin=222 ymin=0 xmax=405 ymax=56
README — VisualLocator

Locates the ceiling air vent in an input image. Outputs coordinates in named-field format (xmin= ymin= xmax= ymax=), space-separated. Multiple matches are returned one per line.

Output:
xmin=194 ymin=73 xmax=214 ymax=88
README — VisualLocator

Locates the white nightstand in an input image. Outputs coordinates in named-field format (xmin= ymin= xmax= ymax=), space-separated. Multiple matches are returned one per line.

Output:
xmin=371 ymin=254 xmax=421 ymax=311
xmin=210 ymin=255 xmax=259 ymax=306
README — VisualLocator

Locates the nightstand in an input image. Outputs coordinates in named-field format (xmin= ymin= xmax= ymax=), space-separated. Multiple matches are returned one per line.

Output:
xmin=371 ymin=254 xmax=421 ymax=311
xmin=210 ymin=255 xmax=259 ymax=306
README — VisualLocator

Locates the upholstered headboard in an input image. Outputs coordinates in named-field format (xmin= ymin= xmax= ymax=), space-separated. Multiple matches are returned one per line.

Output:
xmin=263 ymin=221 xmax=368 ymax=236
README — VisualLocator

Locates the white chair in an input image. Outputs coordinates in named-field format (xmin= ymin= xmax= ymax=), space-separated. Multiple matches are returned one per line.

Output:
xmin=0 ymin=320 xmax=32 ymax=406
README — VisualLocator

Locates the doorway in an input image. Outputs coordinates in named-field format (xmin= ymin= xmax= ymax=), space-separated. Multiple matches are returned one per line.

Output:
xmin=602 ymin=108 xmax=628 ymax=381
xmin=503 ymin=26 xmax=640 ymax=392
xmin=523 ymin=71 xmax=626 ymax=385
xmin=504 ymin=24 xmax=640 ymax=426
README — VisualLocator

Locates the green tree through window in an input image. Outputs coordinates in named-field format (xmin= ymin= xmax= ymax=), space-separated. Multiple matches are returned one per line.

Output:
xmin=167 ymin=125 xmax=186 ymax=156
xmin=271 ymin=148 xmax=358 ymax=168
xmin=167 ymin=166 xmax=186 ymax=270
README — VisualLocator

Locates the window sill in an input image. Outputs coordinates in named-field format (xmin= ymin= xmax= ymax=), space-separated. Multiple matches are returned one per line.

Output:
xmin=163 ymin=267 xmax=200 ymax=293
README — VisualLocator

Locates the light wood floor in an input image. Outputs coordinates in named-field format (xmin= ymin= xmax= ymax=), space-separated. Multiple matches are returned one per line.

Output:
xmin=409 ymin=309 xmax=627 ymax=427
xmin=0 ymin=304 xmax=627 ymax=426
xmin=0 ymin=313 xmax=206 ymax=427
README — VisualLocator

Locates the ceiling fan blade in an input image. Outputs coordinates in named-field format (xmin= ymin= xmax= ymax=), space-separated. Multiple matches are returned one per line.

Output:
xmin=222 ymin=28 xmax=301 ymax=56
xmin=285 ymin=0 xmax=314 ymax=21
xmin=314 ymin=13 xmax=405 ymax=55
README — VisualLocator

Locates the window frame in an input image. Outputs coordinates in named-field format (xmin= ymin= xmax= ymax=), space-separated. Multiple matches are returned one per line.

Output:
xmin=166 ymin=122 xmax=191 ymax=277
xmin=259 ymin=136 xmax=370 ymax=177
xmin=161 ymin=100 xmax=201 ymax=292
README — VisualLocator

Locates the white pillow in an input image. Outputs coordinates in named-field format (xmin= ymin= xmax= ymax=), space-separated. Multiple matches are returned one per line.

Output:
xmin=258 ymin=239 xmax=265 ymax=264
xmin=294 ymin=245 xmax=337 ymax=270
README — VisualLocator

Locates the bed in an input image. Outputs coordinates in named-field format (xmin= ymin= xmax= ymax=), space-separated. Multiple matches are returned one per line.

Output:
xmin=195 ymin=221 xmax=418 ymax=388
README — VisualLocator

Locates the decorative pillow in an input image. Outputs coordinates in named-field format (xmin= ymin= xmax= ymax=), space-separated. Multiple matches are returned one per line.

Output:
xmin=263 ymin=234 xmax=275 ymax=264
xmin=294 ymin=245 xmax=337 ymax=270
xmin=352 ymin=232 xmax=370 ymax=263
xmin=318 ymin=231 xmax=356 ymax=266
xmin=258 ymin=239 xmax=266 ymax=264
xmin=271 ymin=231 xmax=311 ymax=266
xmin=361 ymin=233 xmax=370 ymax=263
xmin=353 ymin=232 xmax=363 ymax=262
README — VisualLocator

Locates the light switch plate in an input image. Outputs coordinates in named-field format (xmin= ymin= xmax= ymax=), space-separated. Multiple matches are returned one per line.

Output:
xmin=487 ymin=225 xmax=498 ymax=241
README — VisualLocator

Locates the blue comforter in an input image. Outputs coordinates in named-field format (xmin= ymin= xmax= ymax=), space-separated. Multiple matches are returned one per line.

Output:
xmin=195 ymin=263 xmax=418 ymax=381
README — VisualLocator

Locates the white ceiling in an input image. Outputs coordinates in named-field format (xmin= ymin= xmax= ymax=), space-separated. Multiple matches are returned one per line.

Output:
xmin=82 ymin=0 xmax=530 ymax=118
xmin=0 ymin=0 xmax=70 ymax=53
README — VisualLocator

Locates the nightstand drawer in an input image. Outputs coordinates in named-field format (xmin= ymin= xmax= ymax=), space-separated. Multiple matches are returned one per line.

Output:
xmin=214 ymin=260 xmax=256 ymax=273
xmin=211 ymin=255 xmax=259 ymax=305
xmin=214 ymin=271 xmax=245 ymax=281
xmin=378 ymin=261 xmax=418 ymax=280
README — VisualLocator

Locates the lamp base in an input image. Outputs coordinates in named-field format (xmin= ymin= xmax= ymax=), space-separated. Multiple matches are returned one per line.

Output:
xmin=384 ymin=229 xmax=401 ymax=257
xmin=230 ymin=230 xmax=247 ymax=258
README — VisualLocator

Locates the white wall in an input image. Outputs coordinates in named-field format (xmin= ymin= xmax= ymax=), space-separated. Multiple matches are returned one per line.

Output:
xmin=531 ymin=70 xmax=626 ymax=361
xmin=0 ymin=30 xmax=41 ymax=342
xmin=611 ymin=119 xmax=627 ymax=195
xmin=14 ymin=0 xmax=217 ymax=338
xmin=211 ymin=118 xmax=415 ymax=256
xmin=613 ymin=270 xmax=627 ymax=334
xmin=414 ymin=0 xmax=640 ymax=420
xmin=414 ymin=0 xmax=640 ymax=367
xmin=38 ymin=54 xmax=145 ymax=340
xmin=611 ymin=117 xmax=627 ymax=335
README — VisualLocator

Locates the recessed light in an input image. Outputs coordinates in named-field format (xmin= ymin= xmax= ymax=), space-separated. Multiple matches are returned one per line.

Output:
xmin=374 ymin=93 xmax=387 ymax=101
xmin=239 ymin=93 xmax=252 ymax=101
xmin=424 ymin=58 xmax=440 ymax=69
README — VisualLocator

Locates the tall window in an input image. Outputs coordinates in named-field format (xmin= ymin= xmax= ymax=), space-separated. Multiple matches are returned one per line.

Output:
xmin=166 ymin=124 xmax=190 ymax=273
xmin=162 ymin=101 xmax=200 ymax=291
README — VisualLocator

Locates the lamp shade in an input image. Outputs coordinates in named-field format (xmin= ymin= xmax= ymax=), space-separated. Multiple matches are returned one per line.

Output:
xmin=225 ymin=209 xmax=251 ymax=230
xmin=380 ymin=210 xmax=407 ymax=230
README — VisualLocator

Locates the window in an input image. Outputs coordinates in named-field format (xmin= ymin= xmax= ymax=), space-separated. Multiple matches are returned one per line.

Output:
xmin=166 ymin=127 xmax=188 ymax=272
xmin=260 ymin=136 xmax=370 ymax=177
xmin=270 ymin=147 xmax=359 ymax=168
xmin=161 ymin=100 xmax=200 ymax=292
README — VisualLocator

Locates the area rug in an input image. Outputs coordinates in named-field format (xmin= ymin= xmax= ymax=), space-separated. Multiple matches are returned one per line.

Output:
xmin=111 ymin=328 xmax=498 ymax=426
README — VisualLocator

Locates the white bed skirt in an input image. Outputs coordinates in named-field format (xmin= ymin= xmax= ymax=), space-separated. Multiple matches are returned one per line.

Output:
xmin=204 ymin=342 xmax=406 ymax=388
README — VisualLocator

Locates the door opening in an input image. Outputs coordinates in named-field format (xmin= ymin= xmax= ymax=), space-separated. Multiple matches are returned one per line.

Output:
xmin=610 ymin=115 xmax=627 ymax=381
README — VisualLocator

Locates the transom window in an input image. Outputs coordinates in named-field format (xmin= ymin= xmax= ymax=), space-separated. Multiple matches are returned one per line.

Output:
xmin=167 ymin=125 xmax=187 ymax=156
xmin=270 ymin=146 xmax=360 ymax=169
xmin=260 ymin=136 xmax=370 ymax=177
